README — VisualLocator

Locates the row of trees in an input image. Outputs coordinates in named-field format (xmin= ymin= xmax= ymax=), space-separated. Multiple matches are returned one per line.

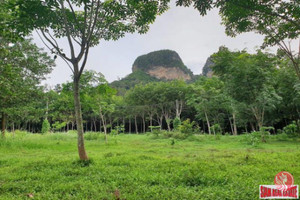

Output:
xmin=1 ymin=0 xmax=299 ymax=161
xmin=2 ymin=47 xmax=299 ymax=136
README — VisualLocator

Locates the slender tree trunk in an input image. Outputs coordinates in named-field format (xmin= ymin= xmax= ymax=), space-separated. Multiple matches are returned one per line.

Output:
xmin=129 ymin=118 xmax=131 ymax=134
xmin=204 ymin=111 xmax=211 ymax=135
xmin=1 ymin=112 xmax=6 ymax=137
xmin=229 ymin=117 xmax=234 ymax=135
xmin=157 ymin=115 xmax=163 ymax=130
xmin=74 ymin=77 xmax=88 ymax=160
xmin=93 ymin=120 xmax=97 ymax=132
xmin=135 ymin=115 xmax=138 ymax=134
xmin=149 ymin=115 xmax=153 ymax=132
xmin=250 ymin=122 xmax=255 ymax=132
xmin=99 ymin=112 xmax=107 ymax=143
xmin=233 ymin=113 xmax=238 ymax=135
xmin=142 ymin=114 xmax=146 ymax=133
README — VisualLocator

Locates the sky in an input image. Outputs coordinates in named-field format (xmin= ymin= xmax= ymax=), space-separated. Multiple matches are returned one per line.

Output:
xmin=33 ymin=1 xmax=269 ymax=86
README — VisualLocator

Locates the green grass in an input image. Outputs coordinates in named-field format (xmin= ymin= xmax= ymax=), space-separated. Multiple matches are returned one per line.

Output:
xmin=0 ymin=132 xmax=299 ymax=200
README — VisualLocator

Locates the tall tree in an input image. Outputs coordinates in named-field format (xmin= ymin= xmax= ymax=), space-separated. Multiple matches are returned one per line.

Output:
xmin=212 ymin=47 xmax=282 ymax=130
xmin=5 ymin=0 xmax=169 ymax=160
xmin=0 ymin=38 xmax=54 ymax=137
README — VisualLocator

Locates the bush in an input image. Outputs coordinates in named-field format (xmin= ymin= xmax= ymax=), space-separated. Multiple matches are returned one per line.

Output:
xmin=149 ymin=126 xmax=160 ymax=136
xmin=276 ymin=133 xmax=289 ymax=141
xmin=173 ymin=117 xmax=181 ymax=130
xmin=41 ymin=119 xmax=51 ymax=134
xmin=179 ymin=119 xmax=195 ymax=134
xmin=52 ymin=121 xmax=67 ymax=132
xmin=245 ymin=127 xmax=273 ymax=146
xmin=210 ymin=124 xmax=222 ymax=135
xmin=259 ymin=127 xmax=273 ymax=143
xmin=85 ymin=132 xmax=100 ymax=141
xmin=245 ymin=132 xmax=260 ymax=147
xmin=283 ymin=122 xmax=299 ymax=137
xmin=114 ymin=125 xmax=125 ymax=134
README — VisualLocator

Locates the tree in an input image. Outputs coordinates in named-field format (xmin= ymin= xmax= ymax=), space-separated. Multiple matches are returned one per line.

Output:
xmin=5 ymin=0 xmax=169 ymax=160
xmin=0 ymin=38 xmax=54 ymax=137
xmin=176 ymin=0 xmax=300 ymax=80
xmin=212 ymin=47 xmax=282 ymax=130
xmin=187 ymin=77 xmax=228 ymax=135
xmin=90 ymin=82 xmax=117 ymax=142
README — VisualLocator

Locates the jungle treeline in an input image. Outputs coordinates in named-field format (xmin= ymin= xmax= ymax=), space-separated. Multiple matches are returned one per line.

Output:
xmin=1 ymin=45 xmax=300 ymax=135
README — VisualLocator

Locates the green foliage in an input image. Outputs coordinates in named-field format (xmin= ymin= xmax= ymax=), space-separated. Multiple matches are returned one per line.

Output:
xmin=110 ymin=70 xmax=160 ymax=94
xmin=52 ymin=121 xmax=67 ymax=132
xmin=275 ymin=133 xmax=289 ymax=141
xmin=133 ymin=50 xmax=193 ymax=76
xmin=259 ymin=127 xmax=273 ymax=143
xmin=84 ymin=132 xmax=100 ymax=141
xmin=41 ymin=119 xmax=51 ymax=134
xmin=283 ymin=121 xmax=300 ymax=137
xmin=173 ymin=117 xmax=181 ymax=130
xmin=149 ymin=126 xmax=161 ymax=136
xmin=211 ymin=124 xmax=222 ymax=135
xmin=245 ymin=127 xmax=272 ymax=146
xmin=245 ymin=132 xmax=261 ymax=147
xmin=179 ymin=119 xmax=195 ymax=134
xmin=114 ymin=125 xmax=125 ymax=134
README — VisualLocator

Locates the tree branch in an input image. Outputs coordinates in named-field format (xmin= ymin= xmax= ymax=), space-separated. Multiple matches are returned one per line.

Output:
xmin=59 ymin=0 xmax=76 ymax=60
xmin=36 ymin=30 xmax=74 ymax=73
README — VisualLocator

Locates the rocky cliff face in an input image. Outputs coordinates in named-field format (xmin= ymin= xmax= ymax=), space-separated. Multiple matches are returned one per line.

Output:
xmin=132 ymin=50 xmax=193 ymax=81
xmin=202 ymin=57 xmax=214 ymax=77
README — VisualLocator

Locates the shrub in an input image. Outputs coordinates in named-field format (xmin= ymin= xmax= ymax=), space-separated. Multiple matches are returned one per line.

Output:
xmin=52 ymin=121 xmax=67 ymax=132
xmin=114 ymin=125 xmax=125 ymax=134
xmin=245 ymin=127 xmax=273 ymax=146
xmin=210 ymin=124 xmax=222 ymax=135
xmin=283 ymin=122 xmax=299 ymax=137
xmin=245 ymin=132 xmax=260 ymax=147
xmin=179 ymin=119 xmax=195 ymax=134
xmin=259 ymin=127 xmax=273 ymax=143
xmin=215 ymin=133 xmax=221 ymax=140
xmin=41 ymin=119 xmax=51 ymax=134
xmin=149 ymin=126 xmax=160 ymax=136
xmin=173 ymin=117 xmax=181 ymax=130
xmin=85 ymin=132 xmax=100 ymax=140
xmin=276 ymin=133 xmax=289 ymax=141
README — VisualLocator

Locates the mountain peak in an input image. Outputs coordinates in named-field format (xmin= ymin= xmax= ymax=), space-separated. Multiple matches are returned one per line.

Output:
xmin=132 ymin=49 xmax=193 ymax=81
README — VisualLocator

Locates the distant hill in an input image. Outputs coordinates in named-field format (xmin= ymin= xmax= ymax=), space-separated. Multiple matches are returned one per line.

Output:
xmin=111 ymin=50 xmax=194 ymax=94
xmin=132 ymin=50 xmax=193 ymax=80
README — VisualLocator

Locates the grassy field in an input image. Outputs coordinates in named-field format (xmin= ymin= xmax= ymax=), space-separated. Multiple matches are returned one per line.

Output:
xmin=0 ymin=132 xmax=299 ymax=200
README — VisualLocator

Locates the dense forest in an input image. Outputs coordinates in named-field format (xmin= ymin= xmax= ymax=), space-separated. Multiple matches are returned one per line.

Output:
xmin=1 ymin=44 xmax=299 ymax=138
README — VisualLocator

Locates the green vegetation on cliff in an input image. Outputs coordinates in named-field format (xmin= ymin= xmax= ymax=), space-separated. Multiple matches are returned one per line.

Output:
xmin=110 ymin=70 xmax=160 ymax=94
xmin=133 ymin=49 xmax=193 ymax=76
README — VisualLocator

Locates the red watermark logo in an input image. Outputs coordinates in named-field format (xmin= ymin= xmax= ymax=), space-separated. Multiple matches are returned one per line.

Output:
xmin=274 ymin=171 xmax=294 ymax=191
xmin=259 ymin=171 xmax=299 ymax=199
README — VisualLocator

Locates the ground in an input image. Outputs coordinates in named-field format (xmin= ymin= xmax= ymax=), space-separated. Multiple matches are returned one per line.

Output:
xmin=0 ymin=132 xmax=299 ymax=200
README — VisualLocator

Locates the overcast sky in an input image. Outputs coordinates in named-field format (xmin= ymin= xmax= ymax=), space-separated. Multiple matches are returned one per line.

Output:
xmin=33 ymin=1 xmax=270 ymax=86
